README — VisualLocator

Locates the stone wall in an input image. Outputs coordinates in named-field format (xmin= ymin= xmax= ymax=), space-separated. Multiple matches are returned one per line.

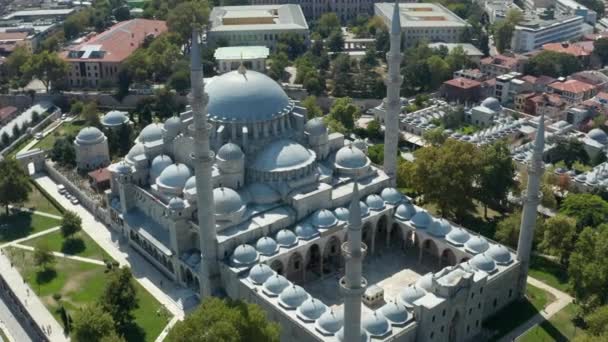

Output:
xmin=0 ymin=107 xmax=61 ymax=158
xmin=0 ymin=276 xmax=48 ymax=341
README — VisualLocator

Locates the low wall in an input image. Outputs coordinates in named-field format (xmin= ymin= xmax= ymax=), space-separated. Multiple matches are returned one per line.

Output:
xmin=0 ymin=276 xmax=48 ymax=341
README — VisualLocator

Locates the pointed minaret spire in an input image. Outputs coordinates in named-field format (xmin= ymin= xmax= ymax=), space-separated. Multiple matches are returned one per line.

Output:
xmin=383 ymin=0 xmax=403 ymax=186
xmin=515 ymin=112 xmax=545 ymax=297
xmin=190 ymin=27 xmax=220 ymax=298
xmin=340 ymin=181 xmax=367 ymax=342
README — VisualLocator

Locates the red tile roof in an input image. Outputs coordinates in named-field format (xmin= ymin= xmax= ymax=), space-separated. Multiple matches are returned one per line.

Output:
xmin=0 ymin=32 xmax=28 ymax=41
xmin=88 ymin=167 xmax=111 ymax=183
xmin=549 ymin=80 xmax=596 ymax=94
xmin=521 ymin=75 xmax=537 ymax=84
xmin=443 ymin=77 xmax=481 ymax=89
xmin=0 ymin=106 xmax=17 ymax=120
xmin=61 ymin=19 xmax=167 ymax=63
xmin=542 ymin=42 xmax=593 ymax=57
xmin=480 ymin=54 xmax=526 ymax=68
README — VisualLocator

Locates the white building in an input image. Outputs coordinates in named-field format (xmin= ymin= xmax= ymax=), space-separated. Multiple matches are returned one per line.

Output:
xmin=511 ymin=15 xmax=585 ymax=52
xmin=374 ymin=2 xmax=469 ymax=48
xmin=214 ymin=46 xmax=270 ymax=74
xmin=555 ymin=0 xmax=597 ymax=24
xmin=74 ymin=127 xmax=110 ymax=171
xmin=250 ymin=0 xmax=381 ymax=22
xmin=208 ymin=4 xmax=309 ymax=51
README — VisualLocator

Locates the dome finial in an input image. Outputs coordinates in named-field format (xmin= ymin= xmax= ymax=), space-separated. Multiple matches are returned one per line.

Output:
xmin=238 ymin=52 xmax=247 ymax=75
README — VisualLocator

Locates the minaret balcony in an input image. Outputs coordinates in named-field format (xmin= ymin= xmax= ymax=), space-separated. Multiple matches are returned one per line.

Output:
xmin=341 ymin=241 xmax=367 ymax=260
xmin=339 ymin=276 xmax=367 ymax=295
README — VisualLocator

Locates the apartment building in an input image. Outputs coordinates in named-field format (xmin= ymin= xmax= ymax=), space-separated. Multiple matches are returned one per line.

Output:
xmin=511 ymin=15 xmax=585 ymax=52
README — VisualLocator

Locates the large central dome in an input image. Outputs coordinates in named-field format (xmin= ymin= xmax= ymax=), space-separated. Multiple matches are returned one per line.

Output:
xmin=206 ymin=70 xmax=293 ymax=123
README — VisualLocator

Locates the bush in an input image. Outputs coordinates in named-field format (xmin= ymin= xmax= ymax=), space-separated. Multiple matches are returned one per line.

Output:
xmin=53 ymin=293 xmax=62 ymax=301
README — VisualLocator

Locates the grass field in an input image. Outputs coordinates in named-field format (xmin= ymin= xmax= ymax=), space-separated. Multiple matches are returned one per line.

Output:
xmin=6 ymin=247 xmax=171 ymax=342
xmin=22 ymin=230 xmax=110 ymax=261
xmin=20 ymin=185 xmax=63 ymax=216
xmin=519 ymin=304 xmax=586 ymax=342
xmin=529 ymin=255 xmax=570 ymax=293
xmin=0 ymin=212 xmax=60 ymax=242
xmin=34 ymin=118 xmax=85 ymax=150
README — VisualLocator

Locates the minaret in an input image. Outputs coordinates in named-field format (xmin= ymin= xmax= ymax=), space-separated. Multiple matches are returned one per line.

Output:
xmin=516 ymin=113 xmax=545 ymax=297
xmin=340 ymin=182 xmax=367 ymax=341
xmin=383 ymin=0 xmax=403 ymax=186
xmin=190 ymin=28 xmax=220 ymax=298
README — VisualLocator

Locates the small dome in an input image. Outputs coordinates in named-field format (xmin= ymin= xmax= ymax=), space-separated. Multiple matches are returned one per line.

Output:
xmin=213 ymin=187 xmax=244 ymax=215
xmin=168 ymin=197 xmax=185 ymax=210
xmin=335 ymin=146 xmax=368 ymax=169
xmin=311 ymin=209 xmax=338 ymax=228
xmin=248 ymin=263 xmax=275 ymax=285
xmin=399 ymin=286 xmax=426 ymax=307
xmin=410 ymin=210 xmax=432 ymax=228
xmin=127 ymin=143 xmax=145 ymax=161
xmin=114 ymin=161 xmax=132 ymax=174
xmin=316 ymin=310 xmax=343 ymax=335
xmin=263 ymin=274 xmax=290 ymax=296
xmin=252 ymin=139 xmax=316 ymax=172
xmin=465 ymin=235 xmax=490 ymax=254
xmin=416 ymin=273 xmax=434 ymax=292
xmin=157 ymin=164 xmax=192 ymax=190
xmin=305 ymin=117 xmax=327 ymax=136
xmin=381 ymin=188 xmax=402 ymax=204
xmin=359 ymin=201 xmax=370 ymax=217
xmin=362 ymin=311 xmax=391 ymax=337
xmin=184 ymin=176 xmax=196 ymax=191
xmin=217 ymin=142 xmax=244 ymax=161
xmin=481 ymin=97 xmax=501 ymax=112
xmin=381 ymin=301 xmax=410 ymax=325
xmin=150 ymin=155 xmax=173 ymax=180
xmin=470 ymin=253 xmax=497 ymax=273
xmin=588 ymin=128 xmax=607 ymax=144
xmin=334 ymin=207 xmax=350 ymax=221
xmin=446 ymin=227 xmax=470 ymax=246
xmin=395 ymin=203 xmax=417 ymax=220
xmin=231 ymin=244 xmax=259 ymax=267
xmin=164 ymin=116 xmax=181 ymax=134
xmin=297 ymin=297 xmax=327 ymax=322
xmin=276 ymin=229 xmax=298 ymax=248
xmin=279 ymin=284 xmax=309 ymax=309
xmin=487 ymin=244 xmax=512 ymax=265
xmin=101 ymin=110 xmax=128 ymax=127
xmin=247 ymin=183 xmax=280 ymax=204
xmin=76 ymin=127 xmax=104 ymax=144
xmin=139 ymin=123 xmax=164 ymax=143
xmin=255 ymin=237 xmax=278 ymax=256
xmin=366 ymin=194 xmax=385 ymax=210
xmin=428 ymin=218 xmax=452 ymax=237
xmin=294 ymin=223 xmax=319 ymax=240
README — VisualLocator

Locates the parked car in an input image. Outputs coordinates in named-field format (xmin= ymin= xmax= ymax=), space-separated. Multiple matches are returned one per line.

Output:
xmin=57 ymin=185 xmax=66 ymax=194
xmin=34 ymin=133 xmax=43 ymax=140
xmin=70 ymin=198 xmax=79 ymax=205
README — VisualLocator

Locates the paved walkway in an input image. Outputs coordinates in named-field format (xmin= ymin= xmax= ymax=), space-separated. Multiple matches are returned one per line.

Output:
xmin=0 ymin=289 xmax=30 ymax=342
xmin=11 ymin=244 xmax=106 ymax=266
xmin=0 ymin=227 xmax=60 ymax=249
xmin=7 ymin=206 xmax=63 ymax=220
xmin=499 ymin=277 xmax=573 ymax=342
xmin=35 ymin=174 xmax=187 ymax=319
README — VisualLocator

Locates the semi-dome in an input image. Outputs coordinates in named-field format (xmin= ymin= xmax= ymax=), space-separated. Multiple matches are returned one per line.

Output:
xmin=366 ymin=194 xmax=385 ymax=210
xmin=362 ymin=311 xmax=391 ymax=337
xmin=213 ymin=187 xmax=244 ymax=215
xmin=316 ymin=310 xmax=343 ymax=335
xmin=255 ymin=237 xmax=279 ymax=256
xmin=184 ymin=176 xmax=196 ymax=191
xmin=279 ymin=285 xmax=309 ymax=309
xmin=410 ymin=210 xmax=432 ymax=228
xmin=248 ymin=263 xmax=275 ymax=284
xmin=381 ymin=188 xmax=402 ymax=204
xmin=101 ymin=110 xmax=128 ymax=127
xmin=164 ymin=116 xmax=181 ymax=135
xmin=395 ymin=203 xmax=416 ymax=220
xmin=157 ymin=163 xmax=192 ymax=190
xmin=428 ymin=218 xmax=452 ymax=237
xmin=481 ymin=97 xmax=502 ymax=112
xmin=150 ymin=155 xmax=173 ymax=180
xmin=399 ymin=286 xmax=426 ymax=307
xmin=335 ymin=146 xmax=368 ymax=169
xmin=76 ymin=127 xmax=104 ymax=144
xmin=276 ymin=229 xmax=298 ymax=248
xmin=487 ymin=244 xmax=512 ymax=265
xmin=465 ymin=235 xmax=490 ymax=254
xmin=470 ymin=253 xmax=497 ymax=273
xmin=305 ymin=117 xmax=327 ymax=136
xmin=168 ymin=197 xmax=185 ymax=210
xmin=311 ymin=209 xmax=338 ymax=228
xmin=294 ymin=223 xmax=319 ymax=240
xmin=381 ymin=301 xmax=410 ymax=325
xmin=217 ymin=142 xmax=244 ymax=161
xmin=588 ymin=128 xmax=607 ymax=144
xmin=263 ymin=274 xmax=290 ymax=296
xmin=416 ymin=273 xmax=434 ymax=292
xmin=359 ymin=201 xmax=370 ymax=217
xmin=231 ymin=244 xmax=259 ymax=267
xmin=446 ymin=227 xmax=471 ymax=246
xmin=297 ymin=298 xmax=327 ymax=322
xmin=247 ymin=183 xmax=280 ymax=204
xmin=252 ymin=139 xmax=316 ymax=172
xmin=139 ymin=123 xmax=164 ymax=143
xmin=206 ymin=70 xmax=292 ymax=123
xmin=333 ymin=207 xmax=350 ymax=221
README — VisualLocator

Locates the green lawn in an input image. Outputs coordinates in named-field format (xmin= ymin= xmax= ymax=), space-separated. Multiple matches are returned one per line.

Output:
xmin=34 ymin=118 xmax=86 ymax=150
xmin=529 ymin=255 xmax=570 ymax=293
xmin=0 ymin=212 xmax=60 ymax=242
xmin=20 ymin=184 xmax=63 ymax=216
xmin=483 ymin=284 xmax=555 ymax=341
xmin=6 ymin=247 xmax=171 ymax=342
xmin=22 ymin=230 xmax=110 ymax=261
xmin=519 ymin=304 xmax=586 ymax=342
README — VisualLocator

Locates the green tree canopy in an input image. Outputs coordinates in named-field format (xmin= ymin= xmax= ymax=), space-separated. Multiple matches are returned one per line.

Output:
xmin=20 ymin=51 xmax=69 ymax=92
xmin=0 ymin=158 xmax=31 ymax=214
xmin=593 ymin=37 xmax=608 ymax=67
xmin=302 ymin=96 xmax=323 ymax=118
xmin=559 ymin=193 xmax=608 ymax=228
xmin=99 ymin=267 xmax=139 ymax=331
xmin=525 ymin=51 xmax=583 ymax=78
xmin=568 ymin=224 xmax=608 ymax=309
xmin=34 ymin=241 xmax=55 ymax=270
xmin=546 ymin=138 xmax=589 ymax=167
xmin=422 ymin=128 xmax=447 ymax=146
xmin=61 ymin=210 xmax=82 ymax=239
xmin=326 ymin=97 xmax=360 ymax=132
xmin=540 ymin=215 xmax=577 ymax=265
xmin=585 ymin=305 xmax=608 ymax=336
xmin=315 ymin=13 xmax=340 ymax=38
xmin=166 ymin=1 xmax=210 ymax=51
xmin=50 ymin=137 xmax=77 ymax=167
xmin=477 ymin=141 xmax=516 ymax=216
xmin=72 ymin=304 xmax=120 ymax=342
xmin=495 ymin=210 xmax=545 ymax=248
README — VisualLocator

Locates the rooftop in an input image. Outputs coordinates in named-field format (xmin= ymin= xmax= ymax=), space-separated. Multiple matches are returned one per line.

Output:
xmin=0 ymin=106 xmax=17 ymax=120
xmin=549 ymin=79 xmax=596 ymax=94
xmin=375 ymin=2 xmax=468 ymax=28
xmin=428 ymin=43 xmax=483 ymax=57
xmin=214 ymin=45 xmax=270 ymax=60
xmin=2 ymin=8 xmax=75 ymax=20
xmin=542 ymin=42 xmax=593 ymax=57
xmin=480 ymin=53 xmax=527 ymax=68
xmin=87 ymin=167 xmax=111 ymax=183
xmin=443 ymin=77 xmax=481 ymax=89
xmin=210 ymin=4 xmax=308 ymax=32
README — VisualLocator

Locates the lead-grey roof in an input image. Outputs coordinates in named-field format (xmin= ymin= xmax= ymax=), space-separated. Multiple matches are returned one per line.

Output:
xmin=252 ymin=139 xmax=316 ymax=172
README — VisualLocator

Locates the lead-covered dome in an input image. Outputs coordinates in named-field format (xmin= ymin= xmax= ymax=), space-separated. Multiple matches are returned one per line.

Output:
xmin=246 ymin=183 xmax=280 ymax=204
xmin=481 ymin=97 xmax=501 ymax=112
xmin=487 ymin=244 xmax=512 ymax=265
xmin=263 ymin=274 xmax=290 ymax=296
xmin=279 ymin=285 xmax=309 ymax=309
xmin=316 ymin=310 xmax=343 ymax=335
xmin=465 ymin=235 xmax=490 ymax=254
xmin=311 ymin=209 xmax=338 ymax=229
xmin=334 ymin=207 xmax=350 ymax=221
xmin=157 ymin=163 xmax=192 ymax=190
xmin=588 ymin=128 xmax=608 ymax=144
xmin=446 ymin=227 xmax=470 ymax=246
xmin=294 ymin=223 xmax=319 ymax=240
xmin=381 ymin=188 xmax=402 ymax=204
xmin=366 ymin=194 xmax=385 ymax=210
xmin=395 ymin=203 xmax=417 ymax=220
xmin=255 ymin=236 xmax=279 ymax=256
xmin=248 ymin=263 xmax=275 ymax=285
xmin=428 ymin=218 xmax=452 ymax=237
xmin=399 ymin=286 xmax=425 ymax=307
xmin=362 ymin=311 xmax=391 ymax=337
xmin=168 ymin=197 xmax=185 ymax=210
xmin=470 ymin=253 xmax=497 ymax=273
xmin=213 ymin=187 xmax=244 ymax=215
xmin=381 ymin=301 xmax=410 ymax=325
xmin=150 ymin=155 xmax=173 ymax=181
xmin=76 ymin=127 xmax=104 ymax=145
xmin=101 ymin=110 xmax=128 ymax=127
xmin=305 ymin=117 xmax=327 ymax=136
xmin=410 ymin=210 xmax=432 ymax=228
xmin=276 ymin=229 xmax=298 ymax=248
xmin=164 ymin=116 xmax=181 ymax=135
xmin=217 ymin=142 xmax=244 ymax=161
xmin=335 ymin=146 xmax=368 ymax=169
xmin=206 ymin=70 xmax=292 ymax=123
xmin=252 ymin=139 xmax=316 ymax=173
xmin=231 ymin=244 xmax=259 ymax=267
xmin=139 ymin=123 xmax=164 ymax=143
xmin=297 ymin=298 xmax=327 ymax=322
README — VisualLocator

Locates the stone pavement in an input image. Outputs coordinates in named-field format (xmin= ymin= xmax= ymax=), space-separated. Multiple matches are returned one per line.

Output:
xmin=499 ymin=276 xmax=574 ymax=342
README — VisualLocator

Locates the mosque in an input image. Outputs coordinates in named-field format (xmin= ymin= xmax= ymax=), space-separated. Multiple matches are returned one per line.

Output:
xmin=85 ymin=2 xmax=544 ymax=341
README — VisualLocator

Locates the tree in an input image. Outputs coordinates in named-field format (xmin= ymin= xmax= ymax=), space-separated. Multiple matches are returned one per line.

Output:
xmin=495 ymin=210 xmax=545 ymax=248
xmin=525 ymin=51 xmax=583 ymax=78
xmin=493 ymin=21 xmax=515 ymax=53
xmin=426 ymin=55 xmax=450 ymax=89
xmin=82 ymin=101 xmax=101 ymax=128
xmin=72 ymin=304 xmax=119 ymax=342
xmin=302 ymin=96 xmax=322 ymax=118
xmin=114 ymin=6 xmax=131 ymax=22
xmin=20 ymin=51 xmax=69 ymax=92
xmin=276 ymin=32 xmax=307 ymax=60
xmin=560 ymin=193 xmax=608 ymax=229
xmin=63 ymin=10 xmax=90 ymax=40
xmin=4 ymin=46 xmax=31 ymax=87
xmin=99 ymin=267 xmax=139 ymax=330
xmin=61 ymin=211 xmax=82 ymax=239
xmin=546 ymin=138 xmax=589 ymax=167
xmin=167 ymin=69 xmax=190 ymax=94
xmin=366 ymin=119 xmax=383 ymax=140
xmin=166 ymin=1 xmax=210 ymax=52
xmin=540 ymin=215 xmax=577 ymax=265
xmin=34 ymin=242 xmax=55 ymax=270
xmin=50 ymin=137 xmax=77 ymax=167
xmin=585 ymin=305 xmax=608 ymax=336
xmin=267 ymin=52 xmax=288 ymax=81
xmin=422 ymin=128 xmax=447 ymax=146
xmin=330 ymin=54 xmax=353 ymax=97
xmin=0 ymin=158 xmax=31 ymax=214
xmin=1 ymin=132 xmax=9 ymax=147
xmin=361 ymin=46 xmax=379 ymax=69
xmin=166 ymin=297 xmax=280 ymax=342
xmin=367 ymin=144 xmax=384 ymax=164
xmin=315 ymin=13 xmax=340 ymax=38
xmin=445 ymin=46 xmax=471 ymax=72
xmin=568 ymin=224 xmax=608 ymax=309
xmin=478 ymin=141 xmax=516 ymax=216
xmin=327 ymin=97 xmax=360 ymax=131
xmin=594 ymin=38 xmax=608 ymax=67
xmin=327 ymin=30 xmax=345 ymax=52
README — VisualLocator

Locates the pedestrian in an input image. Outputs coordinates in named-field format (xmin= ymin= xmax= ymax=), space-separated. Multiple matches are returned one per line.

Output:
xmin=26 ymin=288 xmax=29 ymax=297
xmin=48 ymin=324 xmax=52 ymax=334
